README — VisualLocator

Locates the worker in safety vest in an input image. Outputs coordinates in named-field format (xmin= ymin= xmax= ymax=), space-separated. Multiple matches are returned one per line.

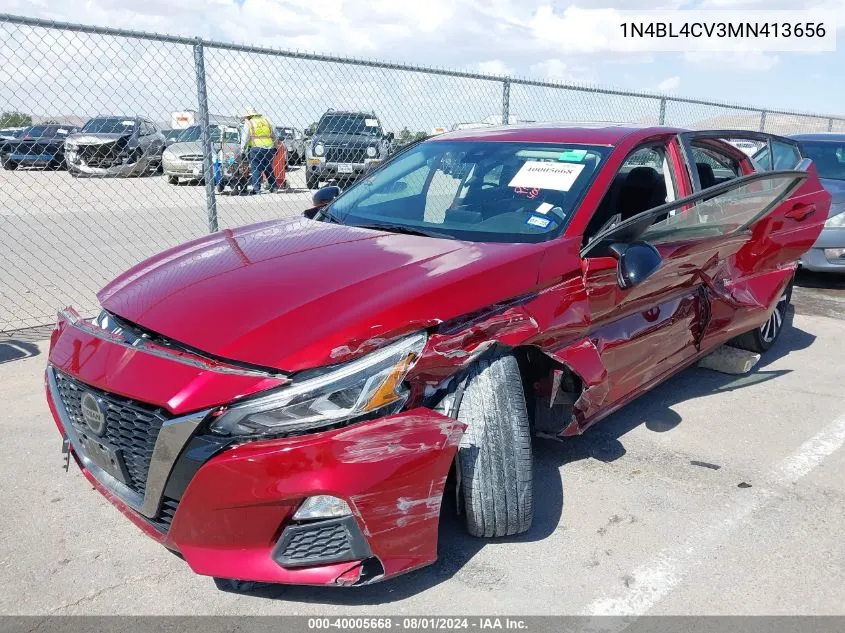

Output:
xmin=240 ymin=106 xmax=278 ymax=194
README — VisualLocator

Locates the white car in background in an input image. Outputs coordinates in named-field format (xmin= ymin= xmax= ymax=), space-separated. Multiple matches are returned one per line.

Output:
xmin=727 ymin=139 xmax=764 ymax=156
xmin=162 ymin=125 xmax=240 ymax=184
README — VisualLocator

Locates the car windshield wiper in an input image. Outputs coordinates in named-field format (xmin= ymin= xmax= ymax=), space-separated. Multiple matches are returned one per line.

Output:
xmin=353 ymin=222 xmax=452 ymax=239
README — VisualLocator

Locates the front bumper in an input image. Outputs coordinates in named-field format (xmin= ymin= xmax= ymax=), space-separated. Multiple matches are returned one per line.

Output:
xmin=799 ymin=228 xmax=845 ymax=272
xmin=45 ymin=313 xmax=464 ymax=586
xmin=163 ymin=157 xmax=204 ymax=178
xmin=307 ymin=159 xmax=381 ymax=179
xmin=66 ymin=149 xmax=149 ymax=176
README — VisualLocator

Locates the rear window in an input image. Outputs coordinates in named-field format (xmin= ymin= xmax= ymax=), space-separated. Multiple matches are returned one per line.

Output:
xmin=328 ymin=140 xmax=608 ymax=243
xmin=798 ymin=141 xmax=845 ymax=181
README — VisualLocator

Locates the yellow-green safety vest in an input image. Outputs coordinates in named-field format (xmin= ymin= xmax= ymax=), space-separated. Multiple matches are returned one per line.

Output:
xmin=247 ymin=115 xmax=274 ymax=149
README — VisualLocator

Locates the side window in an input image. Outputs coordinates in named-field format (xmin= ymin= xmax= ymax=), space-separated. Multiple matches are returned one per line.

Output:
xmin=690 ymin=145 xmax=740 ymax=190
xmin=752 ymin=141 xmax=801 ymax=172
xmin=642 ymin=174 xmax=801 ymax=244
xmin=584 ymin=144 xmax=676 ymax=243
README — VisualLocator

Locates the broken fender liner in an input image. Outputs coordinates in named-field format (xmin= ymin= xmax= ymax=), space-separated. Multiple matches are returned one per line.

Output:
xmin=549 ymin=337 xmax=610 ymax=434
xmin=168 ymin=409 xmax=465 ymax=585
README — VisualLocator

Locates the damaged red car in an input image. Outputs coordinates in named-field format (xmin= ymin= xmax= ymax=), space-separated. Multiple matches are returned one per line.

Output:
xmin=46 ymin=125 xmax=829 ymax=588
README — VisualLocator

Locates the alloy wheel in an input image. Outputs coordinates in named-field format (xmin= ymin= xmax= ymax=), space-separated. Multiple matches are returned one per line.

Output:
xmin=760 ymin=290 xmax=789 ymax=343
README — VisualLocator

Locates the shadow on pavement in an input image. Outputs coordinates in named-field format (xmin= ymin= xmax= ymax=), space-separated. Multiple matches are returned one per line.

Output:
xmin=0 ymin=339 xmax=41 ymax=364
xmin=227 ymin=313 xmax=816 ymax=604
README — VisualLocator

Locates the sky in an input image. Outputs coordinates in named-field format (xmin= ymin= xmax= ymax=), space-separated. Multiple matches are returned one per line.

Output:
xmin=1 ymin=0 xmax=843 ymax=131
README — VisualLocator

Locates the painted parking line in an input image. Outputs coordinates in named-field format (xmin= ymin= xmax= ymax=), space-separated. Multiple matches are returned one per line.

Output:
xmin=584 ymin=411 xmax=845 ymax=617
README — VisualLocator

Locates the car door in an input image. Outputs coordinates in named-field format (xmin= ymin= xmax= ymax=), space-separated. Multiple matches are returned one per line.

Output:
xmin=577 ymin=139 xmax=707 ymax=407
xmin=680 ymin=130 xmax=828 ymax=271
xmin=579 ymin=164 xmax=813 ymax=414
xmin=677 ymin=131 xmax=829 ymax=343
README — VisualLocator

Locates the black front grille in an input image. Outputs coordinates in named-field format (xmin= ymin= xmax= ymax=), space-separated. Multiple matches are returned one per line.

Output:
xmin=282 ymin=523 xmax=350 ymax=562
xmin=144 ymin=496 xmax=180 ymax=534
xmin=272 ymin=516 xmax=371 ymax=568
xmin=78 ymin=143 xmax=122 ymax=167
xmin=55 ymin=372 xmax=166 ymax=496
xmin=325 ymin=146 xmax=366 ymax=164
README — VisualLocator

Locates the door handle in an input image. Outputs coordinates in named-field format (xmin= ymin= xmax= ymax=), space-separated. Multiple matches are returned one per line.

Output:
xmin=785 ymin=203 xmax=816 ymax=222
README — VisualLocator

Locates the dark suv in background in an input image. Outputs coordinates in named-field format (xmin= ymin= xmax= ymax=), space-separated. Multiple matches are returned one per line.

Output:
xmin=305 ymin=110 xmax=394 ymax=189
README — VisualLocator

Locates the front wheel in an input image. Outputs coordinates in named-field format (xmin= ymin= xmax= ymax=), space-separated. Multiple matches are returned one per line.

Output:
xmin=306 ymin=173 xmax=320 ymax=189
xmin=456 ymin=352 xmax=533 ymax=538
xmin=2 ymin=158 xmax=18 ymax=171
xmin=167 ymin=175 xmax=178 ymax=185
xmin=729 ymin=282 xmax=792 ymax=354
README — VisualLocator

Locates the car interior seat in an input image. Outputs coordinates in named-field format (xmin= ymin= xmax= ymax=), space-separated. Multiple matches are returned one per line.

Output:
xmin=616 ymin=166 xmax=667 ymax=220
xmin=696 ymin=162 xmax=717 ymax=190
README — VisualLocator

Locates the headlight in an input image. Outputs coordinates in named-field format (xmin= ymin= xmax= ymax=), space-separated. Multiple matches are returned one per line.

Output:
xmin=314 ymin=143 xmax=325 ymax=157
xmin=825 ymin=208 xmax=845 ymax=228
xmin=209 ymin=332 xmax=427 ymax=438
xmin=366 ymin=145 xmax=377 ymax=158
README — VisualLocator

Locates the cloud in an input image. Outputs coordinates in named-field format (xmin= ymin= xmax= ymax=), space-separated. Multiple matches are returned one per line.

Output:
xmin=656 ymin=76 xmax=680 ymax=92
xmin=684 ymin=51 xmax=780 ymax=71
xmin=473 ymin=60 xmax=514 ymax=76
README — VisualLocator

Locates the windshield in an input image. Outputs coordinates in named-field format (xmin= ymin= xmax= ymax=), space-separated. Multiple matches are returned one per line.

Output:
xmin=799 ymin=141 xmax=845 ymax=181
xmin=82 ymin=117 xmax=135 ymax=134
xmin=176 ymin=125 xmax=239 ymax=143
xmin=317 ymin=114 xmax=381 ymax=136
xmin=327 ymin=140 xmax=607 ymax=243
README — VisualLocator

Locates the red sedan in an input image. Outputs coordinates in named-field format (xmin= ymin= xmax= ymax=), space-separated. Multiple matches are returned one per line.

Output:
xmin=45 ymin=125 xmax=829 ymax=588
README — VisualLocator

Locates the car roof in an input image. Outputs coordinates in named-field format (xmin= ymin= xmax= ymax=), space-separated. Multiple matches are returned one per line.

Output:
xmin=789 ymin=133 xmax=845 ymax=142
xmin=432 ymin=123 xmax=685 ymax=146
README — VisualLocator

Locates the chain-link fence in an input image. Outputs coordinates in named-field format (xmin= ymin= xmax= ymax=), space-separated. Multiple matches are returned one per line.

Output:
xmin=2 ymin=13 xmax=844 ymax=333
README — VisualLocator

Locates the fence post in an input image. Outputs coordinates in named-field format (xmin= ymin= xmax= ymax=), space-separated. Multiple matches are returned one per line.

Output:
xmin=658 ymin=98 xmax=667 ymax=125
xmin=759 ymin=110 xmax=767 ymax=132
xmin=193 ymin=39 xmax=218 ymax=233
xmin=829 ymin=118 xmax=834 ymax=132
xmin=502 ymin=78 xmax=511 ymax=125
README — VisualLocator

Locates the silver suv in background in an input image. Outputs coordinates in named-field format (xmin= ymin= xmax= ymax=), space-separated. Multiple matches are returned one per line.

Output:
xmin=276 ymin=126 xmax=304 ymax=165
xmin=305 ymin=110 xmax=394 ymax=189
xmin=162 ymin=125 xmax=240 ymax=184
xmin=65 ymin=116 xmax=165 ymax=177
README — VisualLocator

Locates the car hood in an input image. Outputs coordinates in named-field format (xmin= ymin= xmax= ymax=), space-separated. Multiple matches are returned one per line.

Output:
xmin=820 ymin=178 xmax=845 ymax=204
xmin=68 ymin=133 xmax=130 ymax=145
xmin=97 ymin=217 xmax=549 ymax=371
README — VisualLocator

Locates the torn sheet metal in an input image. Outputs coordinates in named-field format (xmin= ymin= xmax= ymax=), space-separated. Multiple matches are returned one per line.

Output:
xmin=548 ymin=337 xmax=610 ymax=434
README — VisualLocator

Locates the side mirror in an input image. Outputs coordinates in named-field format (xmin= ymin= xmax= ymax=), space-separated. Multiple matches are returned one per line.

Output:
xmin=312 ymin=185 xmax=341 ymax=208
xmin=610 ymin=241 xmax=662 ymax=289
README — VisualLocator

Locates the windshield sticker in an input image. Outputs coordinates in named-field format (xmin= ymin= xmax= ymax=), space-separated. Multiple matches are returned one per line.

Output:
xmin=535 ymin=202 xmax=554 ymax=215
xmin=121 ymin=120 xmax=134 ymax=126
xmin=514 ymin=186 xmax=541 ymax=199
xmin=57 ymin=128 xmax=68 ymax=134
xmin=509 ymin=161 xmax=585 ymax=192
xmin=365 ymin=119 xmax=379 ymax=127
xmin=526 ymin=215 xmax=551 ymax=229
xmin=558 ymin=149 xmax=588 ymax=162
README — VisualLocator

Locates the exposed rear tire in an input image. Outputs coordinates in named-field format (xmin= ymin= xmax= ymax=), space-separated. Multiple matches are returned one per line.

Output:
xmin=729 ymin=281 xmax=792 ymax=354
xmin=456 ymin=351 xmax=533 ymax=538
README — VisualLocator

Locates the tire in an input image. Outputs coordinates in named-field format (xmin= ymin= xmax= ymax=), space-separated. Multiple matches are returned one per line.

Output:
xmin=729 ymin=281 xmax=792 ymax=354
xmin=2 ymin=158 xmax=18 ymax=171
xmin=167 ymin=175 xmax=178 ymax=185
xmin=456 ymin=352 xmax=533 ymax=538
xmin=306 ymin=173 xmax=320 ymax=189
